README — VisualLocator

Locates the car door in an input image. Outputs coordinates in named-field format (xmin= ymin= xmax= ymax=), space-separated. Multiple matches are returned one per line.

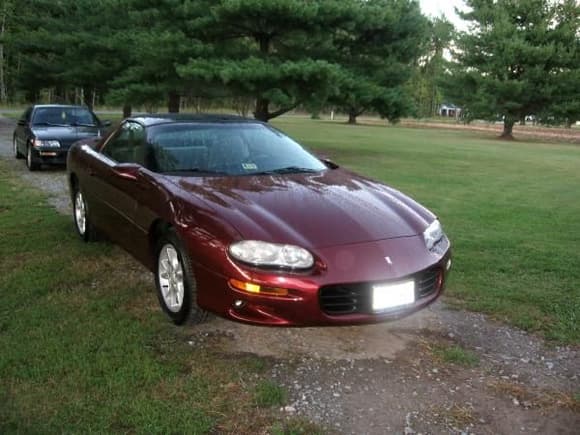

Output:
xmin=84 ymin=121 xmax=151 ymax=258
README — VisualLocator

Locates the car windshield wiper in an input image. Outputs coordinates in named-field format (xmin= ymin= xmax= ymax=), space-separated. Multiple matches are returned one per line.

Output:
xmin=250 ymin=166 xmax=321 ymax=175
xmin=163 ymin=168 xmax=229 ymax=176
xmin=32 ymin=122 xmax=70 ymax=127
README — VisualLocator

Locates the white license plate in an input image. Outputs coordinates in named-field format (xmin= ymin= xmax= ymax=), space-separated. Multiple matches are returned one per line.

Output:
xmin=372 ymin=280 xmax=415 ymax=311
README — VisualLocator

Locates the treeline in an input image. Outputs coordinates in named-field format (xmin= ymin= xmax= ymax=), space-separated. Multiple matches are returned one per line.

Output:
xmin=0 ymin=0 xmax=454 ymax=123
xmin=0 ymin=0 xmax=578 ymax=131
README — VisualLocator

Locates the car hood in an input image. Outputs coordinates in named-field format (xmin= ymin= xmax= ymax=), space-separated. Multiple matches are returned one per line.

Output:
xmin=32 ymin=125 xmax=102 ymax=144
xmin=171 ymin=169 xmax=435 ymax=249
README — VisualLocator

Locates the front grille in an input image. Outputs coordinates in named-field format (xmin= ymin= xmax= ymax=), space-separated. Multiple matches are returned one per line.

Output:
xmin=319 ymin=283 xmax=367 ymax=315
xmin=319 ymin=266 xmax=442 ymax=316
xmin=416 ymin=267 xmax=440 ymax=299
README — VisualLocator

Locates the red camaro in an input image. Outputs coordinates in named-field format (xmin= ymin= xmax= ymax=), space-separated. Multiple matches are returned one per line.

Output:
xmin=67 ymin=115 xmax=451 ymax=326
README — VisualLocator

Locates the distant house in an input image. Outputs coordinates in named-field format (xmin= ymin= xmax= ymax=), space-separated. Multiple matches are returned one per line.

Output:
xmin=439 ymin=103 xmax=462 ymax=118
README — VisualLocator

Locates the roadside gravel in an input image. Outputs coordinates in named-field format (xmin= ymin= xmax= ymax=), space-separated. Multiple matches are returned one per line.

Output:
xmin=1 ymin=115 xmax=578 ymax=434
xmin=0 ymin=117 xmax=71 ymax=213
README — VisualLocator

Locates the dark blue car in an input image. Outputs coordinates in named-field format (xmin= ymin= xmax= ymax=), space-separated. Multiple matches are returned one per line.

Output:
xmin=13 ymin=105 xmax=110 ymax=171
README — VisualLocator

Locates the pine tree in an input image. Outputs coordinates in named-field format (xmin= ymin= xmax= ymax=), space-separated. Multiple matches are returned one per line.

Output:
xmin=329 ymin=0 xmax=429 ymax=124
xmin=446 ymin=0 xmax=580 ymax=138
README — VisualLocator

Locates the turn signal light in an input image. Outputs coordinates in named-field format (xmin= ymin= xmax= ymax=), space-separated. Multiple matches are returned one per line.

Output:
xmin=229 ymin=279 xmax=288 ymax=296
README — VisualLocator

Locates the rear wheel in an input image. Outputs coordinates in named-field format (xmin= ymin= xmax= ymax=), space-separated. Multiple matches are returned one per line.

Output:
xmin=72 ymin=187 xmax=98 ymax=242
xmin=154 ymin=229 xmax=208 ymax=325
xmin=26 ymin=145 xmax=40 ymax=171
xmin=13 ymin=138 xmax=24 ymax=159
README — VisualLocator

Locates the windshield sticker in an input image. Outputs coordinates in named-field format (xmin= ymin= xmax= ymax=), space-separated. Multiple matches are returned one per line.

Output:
xmin=242 ymin=162 xmax=258 ymax=171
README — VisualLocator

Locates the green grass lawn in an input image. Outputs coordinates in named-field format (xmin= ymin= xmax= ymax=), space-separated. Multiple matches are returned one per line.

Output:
xmin=0 ymin=118 xmax=578 ymax=431
xmin=0 ymin=163 xmax=315 ymax=433
xmin=273 ymin=118 xmax=580 ymax=343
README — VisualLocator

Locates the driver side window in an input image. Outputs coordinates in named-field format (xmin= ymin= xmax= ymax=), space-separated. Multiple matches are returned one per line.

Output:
xmin=101 ymin=122 xmax=146 ymax=164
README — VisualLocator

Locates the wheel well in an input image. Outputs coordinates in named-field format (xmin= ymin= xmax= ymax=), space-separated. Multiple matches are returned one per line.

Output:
xmin=69 ymin=174 xmax=79 ymax=199
xmin=149 ymin=219 xmax=172 ymax=256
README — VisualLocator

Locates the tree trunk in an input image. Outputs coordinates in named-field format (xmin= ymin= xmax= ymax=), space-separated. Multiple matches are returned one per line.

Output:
xmin=0 ymin=4 xmax=7 ymax=103
xmin=82 ymin=88 xmax=93 ymax=110
xmin=254 ymin=96 xmax=270 ymax=122
xmin=167 ymin=91 xmax=180 ymax=113
xmin=347 ymin=112 xmax=357 ymax=124
xmin=122 ymin=104 xmax=132 ymax=118
xmin=252 ymin=34 xmax=272 ymax=122
xmin=500 ymin=117 xmax=515 ymax=139
xmin=347 ymin=107 xmax=363 ymax=124
xmin=0 ymin=42 xmax=5 ymax=103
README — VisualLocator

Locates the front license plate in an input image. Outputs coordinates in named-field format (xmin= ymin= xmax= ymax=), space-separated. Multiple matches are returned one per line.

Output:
xmin=372 ymin=280 xmax=415 ymax=311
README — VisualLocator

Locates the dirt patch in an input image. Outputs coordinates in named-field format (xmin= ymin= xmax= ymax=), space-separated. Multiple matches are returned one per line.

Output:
xmin=194 ymin=308 xmax=436 ymax=361
xmin=1 ymin=114 xmax=578 ymax=434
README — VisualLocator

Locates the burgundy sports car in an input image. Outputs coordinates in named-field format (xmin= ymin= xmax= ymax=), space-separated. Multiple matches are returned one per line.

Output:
xmin=67 ymin=114 xmax=451 ymax=326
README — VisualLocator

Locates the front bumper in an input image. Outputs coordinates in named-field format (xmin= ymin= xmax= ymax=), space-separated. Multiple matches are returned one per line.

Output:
xmin=31 ymin=147 xmax=68 ymax=165
xmin=194 ymin=236 xmax=452 ymax=327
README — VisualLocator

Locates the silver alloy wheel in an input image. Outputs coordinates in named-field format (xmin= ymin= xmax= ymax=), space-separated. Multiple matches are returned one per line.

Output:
xmin=158 ymin=244 xmax=185 ymax=313
xmin=74 ymin=191 xmax=87 ymax=235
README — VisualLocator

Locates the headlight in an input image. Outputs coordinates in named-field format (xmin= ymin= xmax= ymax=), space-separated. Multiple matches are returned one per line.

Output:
xmin=32 ymin=139 xmax=60 ymax=148
xmin=229 ymin=240 xmax=314 ymax=269
xmin=423 ymin=219 xmax=444 ymax=251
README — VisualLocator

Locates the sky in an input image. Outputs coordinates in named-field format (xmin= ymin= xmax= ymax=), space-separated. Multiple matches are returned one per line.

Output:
xmin=419 ymin=0 xmax=469 ymax=31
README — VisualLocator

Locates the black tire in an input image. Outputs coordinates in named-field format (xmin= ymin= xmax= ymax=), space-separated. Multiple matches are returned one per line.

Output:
xmin=13 ymin=138 xmax=24 ymax=159
xmin=72 ymin=186 xmax=98 ymax=242
xmin=26 ymin=145 xmax=40 ymax=171
xmin=154 ymin=229 xmax=208 ymax=325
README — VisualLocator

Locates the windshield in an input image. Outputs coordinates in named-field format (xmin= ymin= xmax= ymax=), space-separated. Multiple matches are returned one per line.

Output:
xmin=147 ymin=123 xmax=327 ymax=176
xmin=32 ymin=107 xmax=98 ymax=127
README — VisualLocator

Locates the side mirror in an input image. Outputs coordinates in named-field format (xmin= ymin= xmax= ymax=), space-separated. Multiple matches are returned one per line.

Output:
xmin=113 ymin=163 xmax=140 ymax=181
xmin=320 ymin=157 xmax=339 ymax=169
xmin=17 ymin=119 xmax=27 ymax=126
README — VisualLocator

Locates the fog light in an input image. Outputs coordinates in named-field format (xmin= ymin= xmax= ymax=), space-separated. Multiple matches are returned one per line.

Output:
xmin=233 ymin=299 xmax=245 ymax=308
xmin=446 ymin=259 xmax=452 ymax=271
xmin=228 ymin=279 xmax=288 ymax=296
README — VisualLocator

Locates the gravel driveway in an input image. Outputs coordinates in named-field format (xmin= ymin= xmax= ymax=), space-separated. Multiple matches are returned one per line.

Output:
xmin=1 ymin=115 xmax=578 ymax=434
xmin=0 ymin=116 xmax=71 ymax=214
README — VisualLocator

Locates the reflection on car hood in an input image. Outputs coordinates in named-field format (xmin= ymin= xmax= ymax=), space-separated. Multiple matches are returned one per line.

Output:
xmin=172 ymin=169 xmax=435 ymax=249
xmin=32 ymin=126 xmax=101 ymax=144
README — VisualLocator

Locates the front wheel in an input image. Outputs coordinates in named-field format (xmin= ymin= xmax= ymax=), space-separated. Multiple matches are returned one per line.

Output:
xmin=13 ymin=138 xmax=24 ymax=159
xmin=26 ymin=145 xmax=40 ymax=171
xmin=154 ymin=230 xmax=208 ymax=325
